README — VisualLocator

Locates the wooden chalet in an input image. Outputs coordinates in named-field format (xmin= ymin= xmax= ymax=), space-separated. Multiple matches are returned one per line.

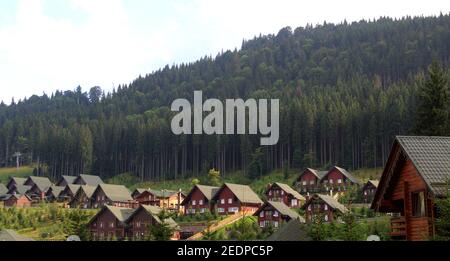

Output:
xmin=371 ymin=136 xmax=450 ymax=241
xmin=254 ymin=201 xmax=305 ymax=229
xmin=294 ymin=168 xmax=327 ymax=194
xmin=265 ymin=182 xmax=305 ymax=208
xmin=135 ymin=189 xmax=185 ymax=212
xmin=131 ymin=188 xmax=148 ymax=199
xmin=302 ymin=194 xmax=349 ymax=223
xmin=181 ymin=185 xmax=219 ymax=214
xmin=126 ymin=205 xmax=180 ymax=240
xmin=88 ymin=205 xmax=135 ymax=241
xmin=27 ymin=182 xmax=53 ymax=201
xmin=91 ymin=184 xmax=134 ymax=208
xmin=320 ymin=166 xmax=361 ymax=195
xmin=73 ymin=174 xmax=104 ymax=186
xmin=7 ymin=184 xmax=31 ymax=196
xmin=56 ymin=175 xmax=77 ymax=187
xmin=362 ymin=180 xmax=379 ymax=203
xmin=24 ymin=176 xmax=53 ymax=190
xmin=59 ymin=184 xmax=81 ymax=203
xmin=0 ymin=183 xmax=7 ymax=196
xmin=44 ymin=186 xmax=65 ymax=202
xmin=1 ymin=194 xmax=32 ymax=208
xmin=212 ymin=183 xmax=263 ymax=215
xmin=6 ymin=177 xmax=26 ymax=190
xmin=69 ymin=185 xmax=97 ymax=209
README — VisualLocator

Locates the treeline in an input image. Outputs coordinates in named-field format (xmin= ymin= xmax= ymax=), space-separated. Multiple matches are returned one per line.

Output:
xmin=0 ymin=15 xmax=449 ymax=181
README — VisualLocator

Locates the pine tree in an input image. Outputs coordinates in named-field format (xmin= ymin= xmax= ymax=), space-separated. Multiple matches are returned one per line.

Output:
xmin=413 ymin=61 xmax=449 ymax=136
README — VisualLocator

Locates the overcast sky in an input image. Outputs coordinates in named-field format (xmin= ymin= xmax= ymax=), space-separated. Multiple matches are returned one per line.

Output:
xmin=0 ymin=0 xmax=448 ymax=103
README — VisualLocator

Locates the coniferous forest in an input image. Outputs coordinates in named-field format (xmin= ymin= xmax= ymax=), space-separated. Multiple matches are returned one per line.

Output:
xmin=0 ymin=15 xmax=449 ymax=182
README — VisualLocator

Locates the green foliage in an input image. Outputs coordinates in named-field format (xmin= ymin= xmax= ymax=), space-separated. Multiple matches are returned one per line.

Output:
xmin=434 ymin=198 xmax=450 ymax=240
xmin=207 ymin=169 xmax=221 ymax=186
xmin=413 ymin=61 xmax=449 ymax=136
xmin=148 ymin=210 xmax=175 ymax=241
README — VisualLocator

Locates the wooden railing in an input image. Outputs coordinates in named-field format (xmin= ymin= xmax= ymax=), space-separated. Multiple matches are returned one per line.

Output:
xmin=390 ymin=216 xmax=406 ymax=237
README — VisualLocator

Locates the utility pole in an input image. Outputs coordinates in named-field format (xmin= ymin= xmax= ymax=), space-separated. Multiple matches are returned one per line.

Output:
xmin=13 ymin=152 xmax=22 ymax=171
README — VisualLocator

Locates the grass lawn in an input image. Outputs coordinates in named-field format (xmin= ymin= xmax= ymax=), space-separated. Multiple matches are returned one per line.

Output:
xmin=0 ymin=166 xmax=34 ymax=184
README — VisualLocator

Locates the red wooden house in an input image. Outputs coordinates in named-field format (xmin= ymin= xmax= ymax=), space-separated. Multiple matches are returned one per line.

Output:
xmin=88 ymin=205 xmax=135 ymax=241
xmin=59 ymin=184 xmax=81 ymax=203
xmin=181 ymin=185 xmax=219 ymax=215
xmin=44 ymin=186 xmax=65 ymax=202
xmin=131 ymin=188 xmax=148 ymax=199
xmin=254 ymin=201 xmax=305 ymax=229
xmin=56 ymin=175 xmax=77 ymax=187
xmin=265 ymin=182 xmax=305 ymax=208
xmin=302 ymin=194 xmax=348 ymax=223
xmin=371 ymin=136 xmax=450 ymax=241
xmin=362 ymin=180 xmax=379 ymax=203
xmin=126 ymin=205 xmax=180 ymax=240
xmin=294 ymin=168 xmax=327 ymax=194
xmin=91 ymin=184 xmax=135 ymax=208
xmin=7 ymin=184 xmax=31 ymax=196
xmin=212 ymin=183 xmax=263 ymax=215
xmin=320 ymin=166 xmax=361 ymax=195
xmin=69 ymin=185 xmax=97 ymax=209
xmin=2 ymin=194 xmax=32 ymax=208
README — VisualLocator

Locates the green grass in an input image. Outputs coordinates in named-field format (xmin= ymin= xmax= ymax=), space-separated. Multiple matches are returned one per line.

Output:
xmin=0 ymin=166 xmax=34 ymax=184
xmin=352 ymin=168 xmax=383 ymax=182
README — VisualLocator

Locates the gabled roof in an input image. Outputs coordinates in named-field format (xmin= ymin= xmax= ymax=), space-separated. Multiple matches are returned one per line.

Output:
xmin=148 ymin=189 xmax=184 ymax=198
xmin=7 ymin=177 xmax=26 ymax=187
xmin=79 ymin=185 xmax=97 ymax=198
xmin=57 ymin=175 xmax=77 ymax=186
xmin=46 ymin=186 xmax=65 ymax=197
xmin=299 ymin=168 xmax=328 ymax=180
xmin=25 ymin=176 xmax=53 ymax=190
xmin=270 ymin=183 xmax=305 ymax=200
xmin=90 ymin=205 xmax=135 ymax=225
xmin=213 ymin=183 xmax=263 ymax=205
xmin=322 ymin=166 xmax=361 ymax=185
xmin=126 ymin=205 xmax=179 ymax=230
xmin=302 ymin=194 xmax=349 ymax=214
xmin=96 ymin=184 xmax=133 ymax=202
xmin=7 ymin=184 xmax=31 ymax=195
xmin=396 ymin=136 xmax=450 ymax=196
xmin=266 ymin=219 xmax=311 ymax=241
xmin=75 ymin=174 xmax=104 ymax=186
xmin=366 ymin=180 xmax=379 ymax=188
xmin=254 ymin=201 xmax=304 ymax=221
xmin=0 ymin=230 xmax=34 ymax=241
xmin=64 ymin=184 xmax=82 ymax=195
xmin=132 ymin=188 xmax=148 ymax=198
xmin=182 ymin=185 xmax=219 ymax=205
xmin=0 ymin=184 xmax=7 ymax=195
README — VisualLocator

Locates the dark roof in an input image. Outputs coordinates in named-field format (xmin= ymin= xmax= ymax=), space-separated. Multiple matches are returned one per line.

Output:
xmin=126 ymin=205 xmax=179 ymax=230
xmin=57 ymin=175 xmax=77 ymax=185
xmin=213 ymin=183 xmax=263 ymax=205
xmin=0 ymin=230 xmax=34 ymax=241
xmin=75 ymin=174 xmax=104 ymax=186
xmin=7 ymin=177 xmax=26 ymax=187
xmin=396 ymin=136 xmax=450 ymax=196
xmin=266 ymin=219 xmax=311 ymax=241
xmin=132 ymin=188 xmax=148 ymax=198
xmin=302 ymin=194 xmax=349 ymax=214
xmin=0 ymin=184 xmax=7 ymax=195
xmin=25 ymin=176 xmax=53 ymax=191
xmin=254 ymin=201 xmax=304 ymax=221
xmin=79 ymin=185 xmax=97 ymax=198
xmin=65 ymin=184 xmax=82 ymax=195
xmin=271 ymin=183 xmax=305 ymax=200
xmin=97 ymin=184 xmax=133 ymax=202
xmin=182 ymin=185 xmax=219 ymax=205
xmin=8 ymin=184 xmax=32 ymax=195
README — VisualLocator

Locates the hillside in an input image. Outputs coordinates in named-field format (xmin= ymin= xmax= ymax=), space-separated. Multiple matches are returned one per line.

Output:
xmin=0 ymin=166 xmax=34 ymax=184
xmin=0 ymin=15 xmax=449 ymax=183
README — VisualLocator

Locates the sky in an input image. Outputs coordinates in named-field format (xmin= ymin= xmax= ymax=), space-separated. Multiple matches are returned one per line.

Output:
xmin=0 ymin=0 xmax=449 ymax=103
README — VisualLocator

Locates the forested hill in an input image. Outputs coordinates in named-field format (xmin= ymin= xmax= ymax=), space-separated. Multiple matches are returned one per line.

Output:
xmin=0 ymin=15 xmax=449 ymax=182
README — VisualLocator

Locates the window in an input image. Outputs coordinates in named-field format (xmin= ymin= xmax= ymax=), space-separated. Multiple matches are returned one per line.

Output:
xmin=281 ymin=191 xmax=284 ymax=195
xmin=217 ymin=208 xmax=225 ymax=213
xmin=269 ymin=190 xmax=272 ymax=196
xmin=200 ymin=208 xmax=205 ymax=213
xmin=309 ymin=180 xmax=315 ymax=185
xmin=412 ymin=191 xmax=426 ymax=217
xmin=260 ymin=211 xmax=264 ymax=218
xmin=192 ymin=200 xmax=196 ymax=206
xmin=273 ymin=211 xmax=279 ymax=217
xmin=110 ymin=222 xmax=114 ymax=228
xmin=291 ymin=199 xmax=298 ymax=206
xmin=273 ymin=221 xmax=279 ymax=228
xmin=329 ymin=179 xmax=334 ymax=184
xmin=228 ymin=198 xmax=233 ymax=204
xmin=220 ymin=199 xmax=225 ymax=204
xmin=259 ymin=221 xmax=265 ymax=228
xmin=228 ymin=207 xmax=239 ymax=213
xmin=136 ymin=222 xmax=141 ymax=228
xmin=100 ymin=222 xmax=103 ymax=228
xmin=324 ymin=215 xmax=329 ymax=222
xmin=307 ymin=205 xmax=312 ymax=211
xmin=338 ymin=179 xmax=342 ymax=184
xmin=302 ymin=181 xmax=307 ymax=186
xmin=199 ymin=200 xmax=203 ymax=205
xmin=324 ymin=205 xmax=328 ymax=211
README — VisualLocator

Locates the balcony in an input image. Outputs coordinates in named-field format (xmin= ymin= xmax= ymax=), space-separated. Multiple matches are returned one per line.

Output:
xmin=390 ymin=216 xmax=406 ymax=237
